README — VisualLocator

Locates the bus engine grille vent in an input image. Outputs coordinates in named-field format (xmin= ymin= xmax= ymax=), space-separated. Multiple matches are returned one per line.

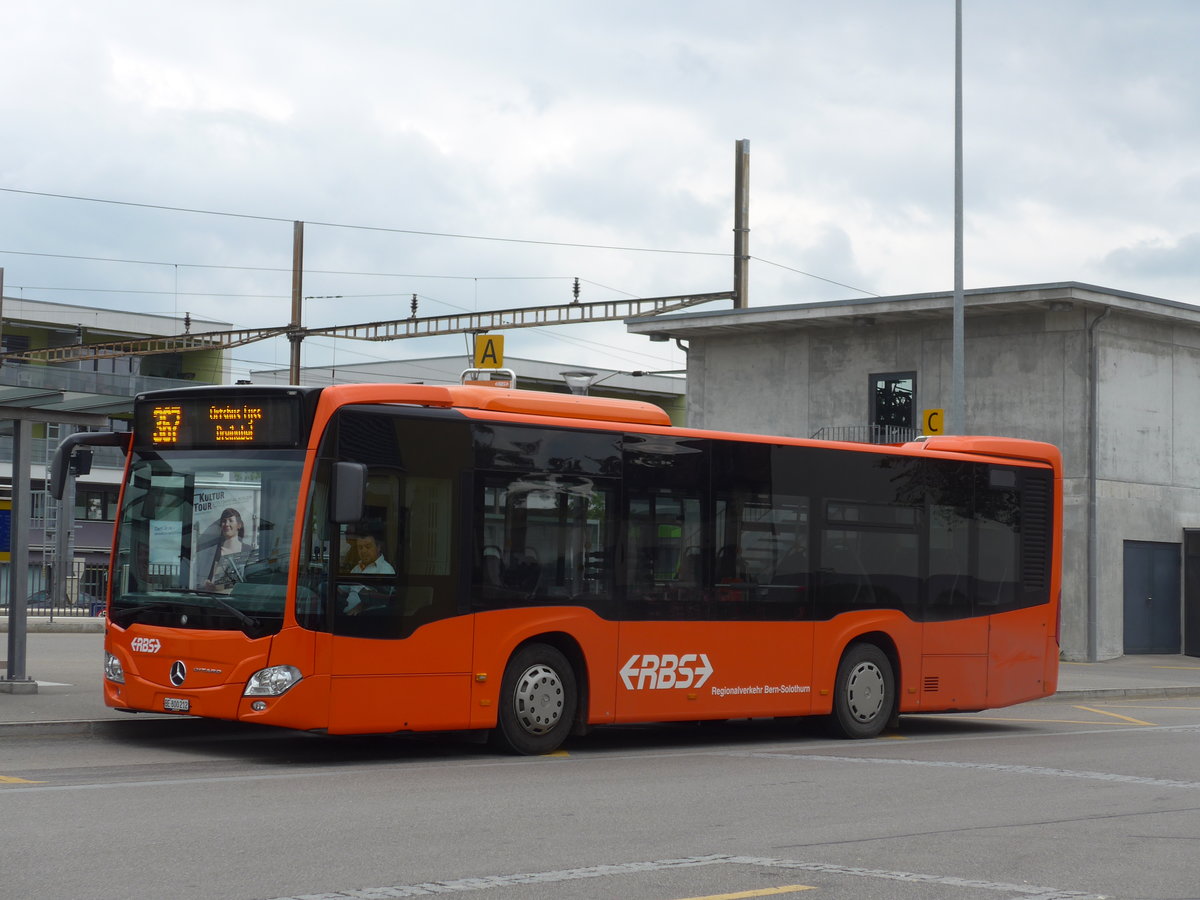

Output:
xmin=923 ymin=676 xmax=940 ymax=693
xmin=1021 ymin=474 xmax=1051 ymax=590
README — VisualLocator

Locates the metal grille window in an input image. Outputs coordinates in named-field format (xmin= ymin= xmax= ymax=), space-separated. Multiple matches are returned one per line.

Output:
xmin=870 ymin=372 xmax=916 ymax=431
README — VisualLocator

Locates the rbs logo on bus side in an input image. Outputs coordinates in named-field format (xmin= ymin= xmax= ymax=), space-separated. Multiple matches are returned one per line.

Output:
xmin=620 ymin=653 xmax=713 ymax=690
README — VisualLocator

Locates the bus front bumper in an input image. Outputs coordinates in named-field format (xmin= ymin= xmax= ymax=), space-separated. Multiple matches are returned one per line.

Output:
xmin=103 ymin=671 xmax=329 ymax=730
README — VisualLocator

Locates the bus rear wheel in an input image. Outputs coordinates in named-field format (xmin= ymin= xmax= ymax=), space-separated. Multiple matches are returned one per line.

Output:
xmin=830 ymin=642 xmax=894 ymax=739
xmin=490 ymin=643 xmax=578 ymax=755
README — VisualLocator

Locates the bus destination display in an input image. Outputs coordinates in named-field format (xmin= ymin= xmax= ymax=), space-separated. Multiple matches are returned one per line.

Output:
xmin=135 ymin=395 xmax=300 ymax=449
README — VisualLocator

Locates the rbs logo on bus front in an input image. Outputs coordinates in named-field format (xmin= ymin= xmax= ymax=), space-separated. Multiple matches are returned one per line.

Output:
xmin=620 ymin=653 xmax=713 ymax=690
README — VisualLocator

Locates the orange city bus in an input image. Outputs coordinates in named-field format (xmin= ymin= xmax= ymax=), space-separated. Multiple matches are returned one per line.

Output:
xmin=53 ymin=383 xmax=1061 ymax=754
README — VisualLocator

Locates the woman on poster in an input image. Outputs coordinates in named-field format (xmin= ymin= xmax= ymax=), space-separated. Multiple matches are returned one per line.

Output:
xmin=203 ymin=507 xmax=252 ymax=592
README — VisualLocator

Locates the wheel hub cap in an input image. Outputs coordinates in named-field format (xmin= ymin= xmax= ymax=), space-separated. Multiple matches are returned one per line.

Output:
xmin=846 ymin=661 xmax=885 ymax=723
xmin=514 ymin=663 xmax=564 ymax=735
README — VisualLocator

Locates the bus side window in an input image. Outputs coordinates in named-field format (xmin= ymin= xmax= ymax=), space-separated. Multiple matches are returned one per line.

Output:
xmin=625 ymin=491 xmax=704 ymax=618
xmin=819 ymin=499 xmax=919 ymax=615
xmin=623 ymin=434 xmax=709 ymax=620
xmin=975 ymin=469 xmax=1020 ymax=613
xmin=472 ymin=473 xmax=616 ymax=614
xmin=928 ymin=503 xmax=971 ymax=619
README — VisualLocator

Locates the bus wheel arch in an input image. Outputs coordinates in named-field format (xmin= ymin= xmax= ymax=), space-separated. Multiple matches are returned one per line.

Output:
xmin=829 ymin=635 xmax=899 ymax=739
xmin=489 ymin=634 xmax=585 ymax=755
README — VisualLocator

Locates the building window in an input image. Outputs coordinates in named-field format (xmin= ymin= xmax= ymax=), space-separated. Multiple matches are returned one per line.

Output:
xmin=75 ymin=489 xmax=117 ymax=522
xmin=870 ymin=372 xmax=916 ymax=433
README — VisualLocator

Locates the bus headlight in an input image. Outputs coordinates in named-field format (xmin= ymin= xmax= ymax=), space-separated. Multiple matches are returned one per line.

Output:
xmin=244 ymin=665 xmax=303 ymax=697
xmin=104 ymin=652 xmax=125 ymax=684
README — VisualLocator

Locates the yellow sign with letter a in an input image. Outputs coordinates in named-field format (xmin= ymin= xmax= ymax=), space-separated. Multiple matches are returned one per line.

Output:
xmin=474 ymin=335 xmax=504 ymax=369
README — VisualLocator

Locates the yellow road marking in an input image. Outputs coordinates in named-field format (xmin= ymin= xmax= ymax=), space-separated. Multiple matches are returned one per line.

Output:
xmin=0 ymin=775 xmax=47 ymax=784
xmin=921 ymin=714 xmax=1140 ymax=726
xmin=1061 ymin=660 xmax=1200 ymax=671
xmin=1073 ymin=705 xmax=1155 ymax=726
xmin=675 ymin=886 xmax=816 ymax=900
xmin=545 ymin=750 xmax=570 ymax=758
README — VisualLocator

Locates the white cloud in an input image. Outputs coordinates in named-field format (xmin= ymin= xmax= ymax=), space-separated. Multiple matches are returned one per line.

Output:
xmin=4 ymin=0 xmax=1200 ymax=375
xmin=107 ymin=52 xmax=294 ymax=122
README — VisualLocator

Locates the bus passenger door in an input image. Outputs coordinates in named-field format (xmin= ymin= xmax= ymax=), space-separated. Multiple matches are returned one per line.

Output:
xmin=922 ymin=502 xmax=989 ymax=710
xmin=616 ymin=485 xmax=815 ymax=722
xmin=324 ymin=447 xmax=473 ymax=735
xmin=617 ymin=437 xmax=816 ymax=723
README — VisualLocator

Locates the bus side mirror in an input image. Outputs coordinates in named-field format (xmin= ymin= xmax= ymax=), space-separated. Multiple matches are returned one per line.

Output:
xmin=70 ymin=448 xmax=94 ymax=476
xmin=331 ymin=461 xmax=367 ymax=524
xmin=50 ymin=432 xmax=128 ymax=500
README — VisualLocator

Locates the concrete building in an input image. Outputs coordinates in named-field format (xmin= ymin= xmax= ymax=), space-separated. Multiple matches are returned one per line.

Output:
xmin=628 ymin=282 xmax=1200 ymax=661
xmin=0 ymin=297 xmax=232 ymax=608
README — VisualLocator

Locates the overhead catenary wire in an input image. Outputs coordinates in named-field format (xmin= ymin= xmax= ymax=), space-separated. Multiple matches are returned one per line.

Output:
xmin=0 ymin=187 xmax=730 ymax=258
xmin=1 ymin=184 xmax=872 ymax=376
xmin=751 ymin=256 xmax=879 ymax=298
xmin=4 ymin=277 xmax=638 ymax=311
xmin=0 ymin=249 xmax=612 ymax=283
xmin=2 ymin=188 xmax=874 ymax=295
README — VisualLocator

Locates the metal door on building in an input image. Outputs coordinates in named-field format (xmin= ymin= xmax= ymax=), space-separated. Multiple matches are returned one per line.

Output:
xmin=1123 ymin=540 xmax=1181 ymax=654
xmin=1185 ymin=530 xmax=1200 ymax=658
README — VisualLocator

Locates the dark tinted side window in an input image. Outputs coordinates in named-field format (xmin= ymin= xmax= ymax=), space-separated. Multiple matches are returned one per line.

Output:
xmin=472 ymin=473 xmax=617 ymax=616
xmin=712 ymin=441 xmax=810 ymax=621
xmin=473 ymin=423 xmax=621 ymax=475
xmin=976 ymin=465 xmax=1053 ymax=614
xmin=800 ymin=450 xmax=924 ymax=620
xmin=471 ymin=423 xmax=620 ymax=618
xmin=623 ymin=434 xmax=709 ymax=620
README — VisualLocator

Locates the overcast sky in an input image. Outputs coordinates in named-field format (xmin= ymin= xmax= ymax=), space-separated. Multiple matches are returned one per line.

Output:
xmin=4 ymin=1 xmax=1199 ymax=383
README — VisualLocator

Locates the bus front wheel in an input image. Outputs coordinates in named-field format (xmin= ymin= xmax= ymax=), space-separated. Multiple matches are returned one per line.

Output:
xmin=490 ymin=643 xmax=578 ymax=755
xmin=830 ymin=642 xmax=894 ymax=739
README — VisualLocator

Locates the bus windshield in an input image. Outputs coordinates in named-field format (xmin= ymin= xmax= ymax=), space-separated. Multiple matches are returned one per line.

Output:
xmin=111 ymin=449 xmax=305 ymax=638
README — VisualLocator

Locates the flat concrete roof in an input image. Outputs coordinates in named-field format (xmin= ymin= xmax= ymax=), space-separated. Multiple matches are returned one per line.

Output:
xmin=2 ymin=295 xmax=231 ymax=338
xmin=250 ymin=355 xmax=686 ymax=398
xmin=625 ymin=282 xmax=1200 ymax=339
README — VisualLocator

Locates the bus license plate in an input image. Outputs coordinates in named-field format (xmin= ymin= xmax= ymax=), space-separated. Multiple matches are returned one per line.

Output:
xmin=163 ymin=697 xmax=190 ymax=712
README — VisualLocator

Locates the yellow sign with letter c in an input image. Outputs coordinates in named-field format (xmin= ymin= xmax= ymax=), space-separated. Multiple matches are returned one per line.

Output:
xmin=923 ymin=408 xmax=944 ymax=436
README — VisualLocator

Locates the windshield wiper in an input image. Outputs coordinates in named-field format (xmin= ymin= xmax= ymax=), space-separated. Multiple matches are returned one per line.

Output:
xmin=202 ymin=594 xmax=260 ymax=631
xmin=110 ymin=602 xmax=179 ymax=628
xmin=164 ymin=589 xmax=261 ymax=631
xmin=111 ymin=591 xmax=260 ymax=633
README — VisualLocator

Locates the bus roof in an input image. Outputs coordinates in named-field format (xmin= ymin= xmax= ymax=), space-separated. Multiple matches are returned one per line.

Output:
xmin=316 ymin=383 xmax=674 ymax=428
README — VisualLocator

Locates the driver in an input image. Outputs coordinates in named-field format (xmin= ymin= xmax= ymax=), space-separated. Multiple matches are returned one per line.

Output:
xmin=342 ymin=523 xmax=395 ymax=615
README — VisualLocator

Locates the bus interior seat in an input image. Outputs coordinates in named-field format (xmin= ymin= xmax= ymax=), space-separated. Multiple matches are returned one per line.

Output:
xmin=480 ymin=545 xmax=504 ymax=587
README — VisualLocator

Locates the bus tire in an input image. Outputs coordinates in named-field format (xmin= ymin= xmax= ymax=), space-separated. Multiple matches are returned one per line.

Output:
xmin=490 ymin=643 xmax=578 ymax=755
xmin=829 ymin=642 xmax=894 ymax=739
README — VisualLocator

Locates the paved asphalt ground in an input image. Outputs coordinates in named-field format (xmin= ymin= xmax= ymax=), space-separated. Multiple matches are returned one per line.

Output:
xmin=3 ymin=616 xmax=1200 ymax=735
